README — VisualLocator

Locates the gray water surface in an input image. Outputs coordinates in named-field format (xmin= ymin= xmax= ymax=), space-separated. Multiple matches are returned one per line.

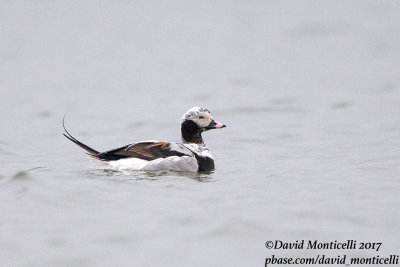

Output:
xmin=1 ymin=1 xmax=399 ymax=266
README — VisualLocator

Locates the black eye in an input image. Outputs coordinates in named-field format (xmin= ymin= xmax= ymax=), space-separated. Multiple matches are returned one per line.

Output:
xmin=199 ymin=116 xmax=205 ymax=119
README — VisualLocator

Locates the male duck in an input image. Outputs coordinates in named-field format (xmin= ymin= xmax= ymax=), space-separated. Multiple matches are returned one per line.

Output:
xmin=63 ymin=107 xmax=226 ymax=172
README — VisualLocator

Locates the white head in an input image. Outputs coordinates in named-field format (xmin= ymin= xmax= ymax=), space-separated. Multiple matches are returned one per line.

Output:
xmin=181 ymin=107 xmax=226 ymax=143
xmin=181 ymin=107 xmax=212 ymax=128
xmin=181 ymin=107 xmax=226 ymax=130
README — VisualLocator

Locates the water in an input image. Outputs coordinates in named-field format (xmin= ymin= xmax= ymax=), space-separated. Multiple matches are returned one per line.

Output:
xmin=1 ymin=0 xmax=399 ymax=266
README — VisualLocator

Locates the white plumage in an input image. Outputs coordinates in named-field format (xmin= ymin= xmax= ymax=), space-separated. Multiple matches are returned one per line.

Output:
xmin=64 ymin=107 xmax=225 ymax=172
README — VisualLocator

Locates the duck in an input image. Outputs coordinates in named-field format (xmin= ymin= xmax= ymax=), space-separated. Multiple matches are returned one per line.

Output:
xmin=63 ymin=107 xmax=226 ymax=172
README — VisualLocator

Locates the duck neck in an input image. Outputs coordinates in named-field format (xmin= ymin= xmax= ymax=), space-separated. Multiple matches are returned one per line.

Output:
xmin=181 ymin=120 xmax=204 ymax=144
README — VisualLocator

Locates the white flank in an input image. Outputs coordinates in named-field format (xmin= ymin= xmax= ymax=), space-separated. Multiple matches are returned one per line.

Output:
xmin=99 ymin=156 xmax=198 ymax=173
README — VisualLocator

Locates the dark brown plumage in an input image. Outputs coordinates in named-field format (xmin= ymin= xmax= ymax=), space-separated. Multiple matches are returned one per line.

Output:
xmin=97 ymin=142 xmax=186 ymax=161
xmin=63 ymin=107 xmax=226 ymax=172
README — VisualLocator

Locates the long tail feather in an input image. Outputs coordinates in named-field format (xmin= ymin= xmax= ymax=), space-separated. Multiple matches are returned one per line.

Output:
xmin=63 ymin=115 xmax=101 ymax=158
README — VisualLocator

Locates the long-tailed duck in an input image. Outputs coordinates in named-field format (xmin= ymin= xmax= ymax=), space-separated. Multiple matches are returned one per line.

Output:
xmin=63 ymin=107 xmax=226 ymax=172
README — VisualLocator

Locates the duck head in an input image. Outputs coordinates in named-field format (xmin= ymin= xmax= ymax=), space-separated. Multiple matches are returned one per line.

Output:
xmin=181 ymin=107 xmax=226 ymax=144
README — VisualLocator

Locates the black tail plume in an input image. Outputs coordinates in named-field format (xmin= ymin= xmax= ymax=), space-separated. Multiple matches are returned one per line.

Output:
xmin=63 ymin=114 xmax=101 ymax=159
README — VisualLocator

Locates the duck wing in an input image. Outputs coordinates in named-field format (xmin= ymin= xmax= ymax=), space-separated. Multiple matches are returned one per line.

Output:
xmin=63 ymin=118 xmax=192 ymax=162
xmin=97 ymin=142 xmax=190 ymax=161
